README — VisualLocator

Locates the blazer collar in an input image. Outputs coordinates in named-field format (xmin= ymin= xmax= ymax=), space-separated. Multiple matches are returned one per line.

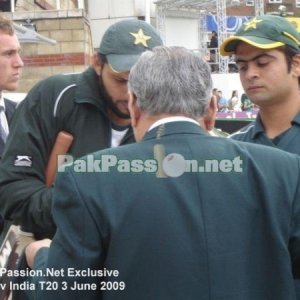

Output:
xmin=143 ymin=121 xmax=208 ymax=141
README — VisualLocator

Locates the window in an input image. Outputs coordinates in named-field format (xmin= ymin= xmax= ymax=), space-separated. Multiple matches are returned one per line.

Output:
xmin=296 ymin=0 xmax=300 ymax=8
xmin=246 ymin=1 xmax=254 ymax=6
xmin=268 ymin=0 xmax=282 ymax=3
xmin=0 ymin=0 xmax=17 ymax=12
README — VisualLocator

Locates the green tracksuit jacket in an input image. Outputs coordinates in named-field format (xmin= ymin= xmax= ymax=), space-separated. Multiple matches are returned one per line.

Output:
xmin=0 ymin=67 xmax=135 ymax=238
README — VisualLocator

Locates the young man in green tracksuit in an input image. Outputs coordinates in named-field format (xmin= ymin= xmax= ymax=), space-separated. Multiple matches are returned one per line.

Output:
xmin=220 ymin=14 xmax=300 ymax=297
xmin=0 ymin=19 xmax=163 ymax=239
xmin=220 ymin=15 xmax=300 ymax=156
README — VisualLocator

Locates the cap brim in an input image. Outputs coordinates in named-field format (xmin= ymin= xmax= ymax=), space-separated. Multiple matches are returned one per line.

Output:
xmin=220 ymin=36 xmax=284 ymax=56
xmin=106 ymin=54 xmax=141 ymax=73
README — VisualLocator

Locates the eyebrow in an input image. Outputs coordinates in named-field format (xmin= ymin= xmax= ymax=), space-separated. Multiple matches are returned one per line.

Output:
xmin=112 ymin=73 xmax=128 ymax=80
xmin=0 ymin=48 xmax=19 ymax=55
xmin=235 ymin=53 xmax=276 ymax=64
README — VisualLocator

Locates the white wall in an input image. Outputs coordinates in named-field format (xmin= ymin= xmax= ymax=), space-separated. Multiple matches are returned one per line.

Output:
xmin=164 ymin=17 xmax=199 ymax=49
xmin=88 ymin=0 xmax=135 ymax=19
xmin=88 ymin=0 xmax=157 ymax=49
xmin=87 ymin=0 xmax=201 ymax=50
xmin=88 ymin=0 xmax=137 ymax=49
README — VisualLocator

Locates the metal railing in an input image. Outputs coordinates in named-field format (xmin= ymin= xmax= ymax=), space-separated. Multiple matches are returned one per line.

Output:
xmin=206 ymin=47 xmax=238 ymax=73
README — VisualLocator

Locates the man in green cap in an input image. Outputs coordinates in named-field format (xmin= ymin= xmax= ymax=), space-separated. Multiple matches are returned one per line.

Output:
xmin=221 ymin=14 xmax=300 ymax=297
xmin=220 ymin=14 xmax=300 ymax=156
xmin=0 ymin=19 xmax=163 ymax=240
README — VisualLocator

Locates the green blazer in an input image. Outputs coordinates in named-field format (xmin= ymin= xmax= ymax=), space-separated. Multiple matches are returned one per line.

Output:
xmin=28 ymin=121 xmax=300 ymax=300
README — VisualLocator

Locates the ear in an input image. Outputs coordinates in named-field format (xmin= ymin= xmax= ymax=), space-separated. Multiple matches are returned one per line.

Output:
xmin=292 ymin=54 xmax=300 ymax=77
xmin=92 ymin=53 xmax=103 ymax=76
xmin=128 ymin=91 xmax=140 ymax=128
xmin=203 ymin=95 xmax=217 ymax=131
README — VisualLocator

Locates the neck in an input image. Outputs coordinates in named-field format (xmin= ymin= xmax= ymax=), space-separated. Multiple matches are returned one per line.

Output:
xmin=133 ymin=114 xmax=199 ymax=142
xmin=259 ymin=99 xmax=300 ymax=139
xmin=133 ymin=114 xmax=178 ymax=142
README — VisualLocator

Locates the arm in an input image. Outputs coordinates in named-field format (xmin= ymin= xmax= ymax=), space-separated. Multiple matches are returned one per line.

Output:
xmin=0 ymin=82 xmax=58 ymax=237
xmin=289 ymin=158 xmax=300 ymax=279
xmin=45 ymin=131 xmax=73 ymax=187
xmin=26 ymin=169 xmax=103 ymax=299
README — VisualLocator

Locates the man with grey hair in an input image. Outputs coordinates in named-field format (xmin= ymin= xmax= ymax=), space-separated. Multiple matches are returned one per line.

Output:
xmin=24 ymin=47 xmax=300 ymax=300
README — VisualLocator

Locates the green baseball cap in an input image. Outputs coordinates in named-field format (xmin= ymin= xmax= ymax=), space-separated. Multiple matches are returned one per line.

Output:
xmin=98 ymin=19 xmax=163 ymax=73
xmin=220 ymin=15 xmax=300 ymax=56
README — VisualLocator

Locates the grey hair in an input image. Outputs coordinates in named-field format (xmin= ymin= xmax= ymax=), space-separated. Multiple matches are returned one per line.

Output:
xmin=128 ymin=46 xmax=213 ymax=119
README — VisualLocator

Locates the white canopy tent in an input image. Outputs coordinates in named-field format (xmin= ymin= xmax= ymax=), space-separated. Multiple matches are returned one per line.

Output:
xmin=14 ymin=23 xmax=56 ymax=45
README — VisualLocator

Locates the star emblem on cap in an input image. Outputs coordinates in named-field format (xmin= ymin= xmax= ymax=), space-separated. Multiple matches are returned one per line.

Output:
xmin=130 ymin=29 xmax=152 ymax=47
xmin=243 ymin=18 xmax=263 ymax=31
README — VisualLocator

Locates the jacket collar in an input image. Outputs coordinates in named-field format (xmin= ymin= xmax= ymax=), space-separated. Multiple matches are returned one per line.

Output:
xmin=252 ymin=111 xmax=300 ymax=139
xmin=291 ymin=111 xmax=300 ymax=127
xmin=251 ymin=114 xmax=265 ymax=139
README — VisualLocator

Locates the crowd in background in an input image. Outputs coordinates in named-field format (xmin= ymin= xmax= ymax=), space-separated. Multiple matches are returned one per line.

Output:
xmin=213 ymin=88 xmax=257 ymax=113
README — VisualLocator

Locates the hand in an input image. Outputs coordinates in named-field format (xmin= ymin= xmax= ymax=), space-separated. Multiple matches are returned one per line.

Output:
xmin=25 ymin=239 xmax=52 ymax=268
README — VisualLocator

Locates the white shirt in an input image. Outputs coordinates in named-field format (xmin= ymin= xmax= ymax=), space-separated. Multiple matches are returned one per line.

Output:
xmin=0 ymin=94 xmax=9 ymax=139
xmin=149 ymin=116 xmax=200 ymax=132
xmin=111 ymin=128 xmax=129 ymax=148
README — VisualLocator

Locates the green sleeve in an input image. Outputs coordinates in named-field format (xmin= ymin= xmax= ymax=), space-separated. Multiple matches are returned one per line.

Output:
xmin=289 ymin=157 xmax=300 ymax=279
xmin=0 ymin=80 xmax=58 ymax=237
xmin=33 ymin=168 xmax=103 ymax=299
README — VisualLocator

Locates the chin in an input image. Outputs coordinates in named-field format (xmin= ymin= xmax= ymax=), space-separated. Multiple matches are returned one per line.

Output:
xmin=120 ymin=112 xmax=131 ymax=119
xmin=6 ymin=85 xmax=19 ymax=91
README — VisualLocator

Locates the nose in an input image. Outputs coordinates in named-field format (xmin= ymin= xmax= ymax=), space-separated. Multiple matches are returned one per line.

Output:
xmin=123 ymin=91 xmax=130 ymax=102
xmin=244 ymin=62 xmax=259 ymax=80
xmin=122 ymin=84 xmax=130 ymax=100
xmin=14 ymin=53 xmax=24 ymax=68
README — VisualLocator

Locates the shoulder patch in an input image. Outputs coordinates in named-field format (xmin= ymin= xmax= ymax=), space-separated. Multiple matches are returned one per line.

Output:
xmin=14 ymin=156 xmax=32 ymax=167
